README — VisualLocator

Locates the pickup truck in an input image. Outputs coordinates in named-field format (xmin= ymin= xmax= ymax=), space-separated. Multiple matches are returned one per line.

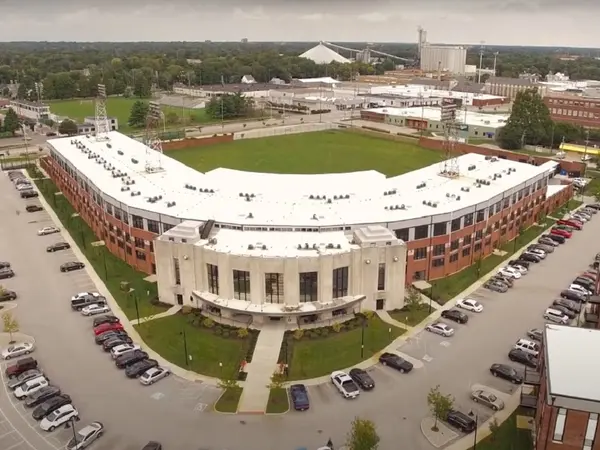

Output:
xmin=5 ymin=357 xmax=38 ymax=379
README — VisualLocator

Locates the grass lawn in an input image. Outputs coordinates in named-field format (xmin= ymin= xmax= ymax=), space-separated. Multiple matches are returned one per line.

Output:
xmin=48 ymin=97 xmax=211 ymax=132
xmin=287 ymin=316 xmax=404 ymax=380
xmin=389 ymin=304 xmax=433 ymax=327
xmin=134 ymin=314 xmax=248 ymax=378
xmin=266 ymin=388 xmax=289 ymax=414
xmin=431 ymin=217 xmax=557 ymax=304
xmin=471 ymin=409 xmax=533 ymax=450
xmin=170 ymin=130 xmax=445 ymax=175
xmin=214 ymin=388 xmax=242 ymax=413
xmin=28 ymin=169 xmax=166 ymax=320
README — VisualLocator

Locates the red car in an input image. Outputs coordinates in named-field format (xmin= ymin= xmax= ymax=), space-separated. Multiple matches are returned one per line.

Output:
xmin=583 ymin=271 xmax=598 ymax=281
xmin=93 ymin=322 xmax=124 ymax=336
xmin=557 ymin=219 xmax=582 ymax=230
xmin=551 ymin=228 xmax=572 ymax=238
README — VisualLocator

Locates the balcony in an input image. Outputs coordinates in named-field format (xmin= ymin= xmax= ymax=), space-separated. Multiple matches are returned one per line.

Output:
xmin=520 ymin=386 xmax=539 ymax=410
xmin=523 ymin=367 xmax=541 ymax=386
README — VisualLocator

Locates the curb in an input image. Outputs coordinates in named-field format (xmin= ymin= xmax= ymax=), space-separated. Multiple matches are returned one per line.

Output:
xmin=212 ymin=389 xmax=240 ymax=415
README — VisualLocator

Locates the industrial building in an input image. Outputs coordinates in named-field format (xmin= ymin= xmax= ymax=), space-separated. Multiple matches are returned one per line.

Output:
xmin=419 ymin=44 xmax=467 ymax=75
xmin=361 ymin=106 xmax=509 ymax=140
xmin=8 ymin=100 xmax=50 ymax=121
xmin=544 ymin=93 xmax=600 ymax=129
xmin=368 ymin=84 xmax=507 ymax=107
xmin=299 ymin=43 xmax=351 ymax=64
xmin=76 ymin=116 xmax=119 ymax=135
xmin=484 ymin=76 xmax=548 ymax=100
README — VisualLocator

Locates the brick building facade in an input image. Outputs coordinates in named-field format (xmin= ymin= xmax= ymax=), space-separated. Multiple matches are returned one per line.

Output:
xmin=544 ymin=94 xmax=600 ymax=129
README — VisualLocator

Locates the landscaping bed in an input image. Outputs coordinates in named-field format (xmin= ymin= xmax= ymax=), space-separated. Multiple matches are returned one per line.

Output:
xmin=389 ymin=304 xmax=433 ymax=327
xmin=279 ymin=313 xmax=404 ymax=380
xmin=214 ymin=388 xmax=242 ymax=413
xmin=471 ymin=408 xmax=533 ymax=450
xmin=266 ymin=388 xmax=289 ymax=414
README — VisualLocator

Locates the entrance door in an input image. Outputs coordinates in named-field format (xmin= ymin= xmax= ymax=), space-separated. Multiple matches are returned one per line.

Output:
xmin=176 ymin=294 xmax=183 ymax=305
xmin=376 ymin=298 xmax=385 ymax=310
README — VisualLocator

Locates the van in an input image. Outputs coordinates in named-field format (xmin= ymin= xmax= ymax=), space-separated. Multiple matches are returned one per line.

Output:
xmin=544 ymin=308 xmax=569 ymax=325
xmin=446 ymin=410 xmax=476 ymax=433
xmin=514 ymin=339 xmax=540 ymax=357
xmin=14 ymin=376 xmax=48 ymax=399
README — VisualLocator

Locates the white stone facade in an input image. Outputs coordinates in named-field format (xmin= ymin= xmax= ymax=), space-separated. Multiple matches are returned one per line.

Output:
xmin=155 ymin=222 xmax=407 ymax=329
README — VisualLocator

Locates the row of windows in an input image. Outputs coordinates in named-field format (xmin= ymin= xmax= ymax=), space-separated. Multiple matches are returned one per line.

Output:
xmin=550 ymin=107 xmax=600 ymax=120
xmin=547 ymin=97 xmax=600 ymax=109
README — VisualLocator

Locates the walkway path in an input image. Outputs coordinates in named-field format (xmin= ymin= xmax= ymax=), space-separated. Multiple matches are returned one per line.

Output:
xmin=130 ymin=305 xmax=181 ymax=325
xmin=237 ymin=322 xmax=286 ymax=413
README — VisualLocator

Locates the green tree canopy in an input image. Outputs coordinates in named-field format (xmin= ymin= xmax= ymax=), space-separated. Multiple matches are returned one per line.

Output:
xmin=427 ymin=385 xmax=455 ymax=431
xmin=346 ymin=417 xmax=380 ymax=450
xmin=128 ymin=101 xmax=150 ymax=128
xmin=58 ymin=119 xmax=78 ymax=136
xmin=3 ymin=108 xmax=20 ymax=135
xmin=205 ymin=92 xmax=254 ymax=121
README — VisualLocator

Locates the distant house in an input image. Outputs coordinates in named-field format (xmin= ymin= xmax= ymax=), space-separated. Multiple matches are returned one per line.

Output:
xmin=77 ymin=116 xmax=119 ymax=135
xmin=270 ymin=77 xmax=286 ymax=85
xmin=241 ymin=75 xmax=257 ymax=84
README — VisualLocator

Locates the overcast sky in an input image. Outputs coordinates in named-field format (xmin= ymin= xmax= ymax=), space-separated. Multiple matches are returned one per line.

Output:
xmin=0 ymin=0 xmax=598 ymax=47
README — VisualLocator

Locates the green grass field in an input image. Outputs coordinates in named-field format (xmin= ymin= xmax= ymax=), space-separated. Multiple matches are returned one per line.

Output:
xmin=48 ymin=97 xmax=210 ymax=131
xmin=170 ymin=130 xmax=445 ymax=175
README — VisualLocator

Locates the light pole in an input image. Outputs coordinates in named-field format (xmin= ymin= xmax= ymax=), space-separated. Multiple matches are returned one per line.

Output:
xmin=468 ymin=411 xmax=479 ymax=449
xmin=181 ymin=329 xmax=189 ymax=367
xmin=130 ymin=288 xmax=139 ymax=324
xmin=64 ymin=416 xmax=78 ymax=445
xmin=360 ymin=316 xmax=366 ymax=358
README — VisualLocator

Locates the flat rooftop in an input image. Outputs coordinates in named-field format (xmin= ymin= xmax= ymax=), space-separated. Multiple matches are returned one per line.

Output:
xmin=365 ymin=106 xmax=509 ymax=129
xmin=369 ymin=84 xmax=505 ymax=106
xmin=48 ymin=131 xmax=553 ymax=228
xmin=544 ymin=324 xmax=600 ymax=407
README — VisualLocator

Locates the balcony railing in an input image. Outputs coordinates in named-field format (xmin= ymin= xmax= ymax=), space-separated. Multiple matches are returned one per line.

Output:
xmin=523 ymin=367 xmax=541 ymax=386
xmin=520 ymin=385 xmax=539 ymax=410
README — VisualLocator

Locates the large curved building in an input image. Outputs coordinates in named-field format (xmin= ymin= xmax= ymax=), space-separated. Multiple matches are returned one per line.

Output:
xmin=43 ymin=132 xmax=572 ymax=327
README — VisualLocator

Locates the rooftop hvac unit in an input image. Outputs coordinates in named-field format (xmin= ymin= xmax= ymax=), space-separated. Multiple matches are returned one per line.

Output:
xmin=297 ymin=244 xmax=302 ymax=250
xmin=247 ymin=212 xmax=253 ymax=219
xmin=468 ymin=165 xmax=476 ymax=171
xmin=456 ymin=196 xmax=461 ymax=201
xmin=246 ymin=196 xmax=251 ymax=202
xmin=130 ymin=191 xmax=141 ymax=197
xmin=262 ymin=245 xmax=267 ymax=250
xmin=248 ymin=244 xmax=254 ymax=250
xmin=336 ymin=244 xmax=341 ymax=249
xmin=107 ymin=143 xmax=112 ymax=149
xmin=131 ymin=158 xmax=139 ymax=164
xmin=334 ymin=195 xmax=338 ymax=200
xmin=167 ymin=201 xmax=176 ymax=207
xmin=327 ymin=199 xmax=332 ymax=204
xmin=121 ymin=186 xmax=130 ymax=192
xmin=485 ymin=156 xmax=492 ymax=160
xmin=117 ymin=150 xmax=124 ymax=156
xmin=326 ymin=243 xmax=334 ymax=249
xmin=345 ymin=194 xmax=350 ymax=199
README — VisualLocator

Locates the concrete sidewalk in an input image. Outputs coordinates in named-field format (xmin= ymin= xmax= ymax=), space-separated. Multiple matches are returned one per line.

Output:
xmin=130 ymin=305 xmax=181 ymax=325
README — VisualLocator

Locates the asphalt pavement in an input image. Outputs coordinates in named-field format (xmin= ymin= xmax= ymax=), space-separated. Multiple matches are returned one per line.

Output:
xmin=0 ymin=168 xmax=598 ymax=450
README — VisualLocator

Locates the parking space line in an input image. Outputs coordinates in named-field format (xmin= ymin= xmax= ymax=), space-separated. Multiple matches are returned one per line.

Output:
xmin=5 ymin=441 xmax=26 ymax=450
xmin=0 ymin=408 xmax=35 ymax=450
xmin=0 ymin=430 xmax=15 ymax=439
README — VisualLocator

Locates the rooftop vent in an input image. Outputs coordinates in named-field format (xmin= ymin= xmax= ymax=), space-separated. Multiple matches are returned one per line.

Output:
xmin=131 ymin=158 xmax=139 ymax=164
xmin=262 ymin=245 xmax=267 ymax=250
xmin=106 ymin=143 xmax=112 ymax=149
xmin=117 ymin=150 xmax=124 ymax=156
xmin=248 ymin=244 xmax=255 ymax=250
xmin=327 ymin=198 xmax=332 ymax=204
xmin=130 ymin=191 xmax=141 ymax=197
xmin=326 ymin=243 xmax=334 ymax=249
xmin=468 ymin=164 xmax=476 ymax=171
xmin=461 ymin=186 xmax=470 ymax=192
xmin=417 ymin=182 xmax=426 ymax=189
xmin=305 ymin=243 xmax=310 ymax=249
xmin=121 ymin=186 xmax=130 ymax=192
xmin=485 ymin=155 xmax=492 ymax=160
xmin=239 ymin=193 xmax=245 ymax=197
xmin=184 ymin=184 xmax=197 ymax=190
xmin=313 ymin=244 xmax=317 ymax=249
xmin=456 ymin=195 xmax=461 ymax=200
xmin=309 ymin=194 xmax=314 ymax=199
xmin=336 ymin=244 xmax=341 ymax=249
xmin=312 ymin=214 xmax=318 ymax=220
xmin=166 ymin=201 xmax=176 ymax=208
xmin=246 ymin=196 xmax=251 ymax=202
xmin=345 ymin=194 xmax=350 ymax=199
xmin=334 ymin=195 xmax=338 ymax=200
xmin=208 ymin=238 xmax=217 ymax=245
xmin=247 ymin=212 xmax=253 ymax=219
xmin=297 ymin=244 xmax=302 ymax=250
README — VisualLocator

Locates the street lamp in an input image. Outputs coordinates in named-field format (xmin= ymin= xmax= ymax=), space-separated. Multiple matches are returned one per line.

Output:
xmin=64 ymin=416 xmax=79 ymax=445
xmin=129 ymin=288 xmax=140 ymax=324
xmin=360 ymin=316 xmax=367 ymax=358
xmin=181 ymin=329 xmax=189 ymax=367
xmin=468 ymin=411 xmax=479 ymax=449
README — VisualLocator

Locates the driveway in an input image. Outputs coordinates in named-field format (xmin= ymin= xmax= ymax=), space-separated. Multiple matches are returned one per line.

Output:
xmin=0 ymin=169 xmax=598 ymax=450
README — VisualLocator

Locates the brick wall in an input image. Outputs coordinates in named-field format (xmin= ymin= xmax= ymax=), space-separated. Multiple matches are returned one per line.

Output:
xmin=161 ymin=134 xmax=234 ymax=151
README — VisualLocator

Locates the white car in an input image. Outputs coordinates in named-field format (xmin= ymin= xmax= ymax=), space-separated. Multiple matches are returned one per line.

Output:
xmin=37 ymin=226 xmax=60 ymax=236
xmin=569 ymin=284 xmax=592 ymax=296
xmin=527 ymin=248 xmax=546 ymax=259
xmin=71 ymin=292 xmax=101 ymax=301
xmin=111 ymin=344 xmax=141 ymax=359
xmin=2 ymin=342 xmax=35 ymax=360
xmin=511 ymin=264 xmax=528 ymax=274
xmin=456 ymin=298 xmax=483 ymax=313
xmin=498 ymin=267 xmax=522 ymax=279
xmin=330 ymin=371 xmax=360 ymax=399
xmin=425 ymin=322 xmax=455 ymax=337
xmin=140 ymin=367 xmax=171 ymax=385
xmin=66 ymin=421 xmax=104 ymax=450
xmin=572 ymin=214 xmax=588 ymax=223
xmin=14 ymin=376 xmax=48 ymax=399
xmin=40 ymin=404 xmax=79 ymax=432
xmin=81 ymin=304 xmax=110 ymax=316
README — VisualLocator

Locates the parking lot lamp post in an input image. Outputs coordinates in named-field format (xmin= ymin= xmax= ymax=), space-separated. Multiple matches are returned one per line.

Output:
xmin=360 ymin=316 xmax=366 ymax=359
xmin=472 ymin=412 xmax=479 ymax=450
xmin=130 ymin=288 xmax=140 ymax=324
xmin=181 ymin=329 xmax=189 ymax=367
xmin=64 ymin=417 xmax=78 ymax=445
xmin=429 ymin=287 xmax=433 ymax=313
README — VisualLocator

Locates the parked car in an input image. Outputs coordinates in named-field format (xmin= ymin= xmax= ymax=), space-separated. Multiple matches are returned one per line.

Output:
xmin=0 ymin=261 xmax=10 ymax=269
xmin=484 ymin=280 xmax=508 ymax=293
xmin=81 ymin=304 xmax=110 ymax=317
xmin=39 ymin=404 xmax=79 ymax=432
xmin=141 ymin=442 xmax=162 ymax=450
xmin=103 ymin=337 xmax=133 ymax=352
xmin=2 ymin=342 xmax=35 ymax=360
xmin=94 ymin=322 xmax=124 ymax=336
xmin=330 ymin=371 xmax=360 ymax=399
xmin=46 ymin=242 xmax=71 ymax=252
xmin=139 ymin=367 xmax=171 ymax=386
xmin=526 ymin=328 xmax=543 ymax=342
xmin=72 ymin=295 xmax=106 ymax=311
xmin=14 ymin=376 xmax=49 ymax=399
xmin=425 ymin=322 xmax=455 ymax=337
xmin=557 ymin=219 xmax=582 ymax=230
xmin=509 ymin=264 xmax=528 ymax=274
xmin=0 ymin=289 xmax=17 ymax=302
xmin=526 ymin=248 xmax=546 ymax=259
xmin=514 ymin=338 xmax=540 ymax=356
xmin=95 ymin=330 xmax=129 ymax=345
xmin=440 ymin=309 xmax=469 ymax=324
xmin=538 ymin=237 xmax=559 ymax=247
xmin=125 ymin=359 xmax=158 ymax=378
xmin=32 ymin=395 xmax=72 ymax=421
xmin=498 ymin=266 xmax=522 ymax=279
xmin=378 ymin=352 xmax=413 ymax=373
xmin=551 ymin=228 xmax=572 ymax=238
xmin=508 ymin=349 xmax=538 ymax=369
xmin=560 ymin=289 xmax=587 ymax=303
xmin=489 ymin=363 xmax=523 ymax=384
xmin=490 ymin=275 xmax=514 ymax=287
xmin=24 ymin=386 xmax=61 ymax=408
xmin=586 ymin=203 xmax=600 ymax=210
xmin=456 ymin=298 xmax=483 ymax=313
xmin=5 ymin=357 xmax=38 ymax=379
xmin=21 ymin=190 xmax=38 ymax=198
xmin=569 ymin=283 xmax=593 ymax=297
xmin=349 ymin=368 xmax=375 ymax=390
xmin=508 ymin=259 xmax=531 ymax=269
xmin=111 ymin=344 xmax=141 ymax=359
xmin=551 ymin=304 xmax=577 ymax=319
xmin=531 ymin=243 xmax=554 ymax=254
xmin=0 ymin=267 xmax=15 ymax=279
xmin=573 ymin=277 xmax=596 ymax=293
xmin=289 ymin=384 xmax=310 ymax=411
xmin=7 ymin=369 xmax=45 ymax=390
xmin=72 ymin=292 xmax=101 ymax=301
xmin=92 ymin=315 xmax=120 ymax=328
xmin=60 ymin=262 xmax=85 ymax=272
xmin=37 ymin=226 xmax=60 ymax=236
xmin=25 ymin=205 xmax=43 ymax=213
xmin=520 ymin=252 xmax=541 ymax=263
xmin=543 ymin=233 xmax=566 ymax=244
xmin=470 ymin=389 xmax=505 ymax=411
xmin=552 ymin=298 xmax=581 ymax=313
xmin=446 ymin=410 xmax=477 ymax=433
xmin=543 ymin=308 xmax=570 ymax=324
xmin=65 ymin=422 xmax=104 ymax=450
xmin=115 ymin=350 xmax=148 ymax=369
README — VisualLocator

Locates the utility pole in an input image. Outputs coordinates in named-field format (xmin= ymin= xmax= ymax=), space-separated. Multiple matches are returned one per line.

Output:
xmin=493 ymin=52 xmax=499 ymax=76
xmin=477 ymin=43 xmax=485 ymax=84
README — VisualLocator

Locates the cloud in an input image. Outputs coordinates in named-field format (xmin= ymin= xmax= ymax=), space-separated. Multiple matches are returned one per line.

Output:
xmin=232 ymin=7 xmax=269 ymax=20
xmin=358 ymin=12 xmax=390 ymax=23
xmin=299 ymin=13 xmax=327 ymax=21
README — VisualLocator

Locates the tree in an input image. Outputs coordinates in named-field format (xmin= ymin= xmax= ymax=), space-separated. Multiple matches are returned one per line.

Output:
xmin=2 ymin=312 xmax=19 ymax=344
xmin=128 ymin=101 xmax=149 ymax=128
xmin=58 ymin=119 xmax=78 ymax=136
xmin=427 ymin=385 xmax=454 ymax=431
xmin=205 ymin=92 xmax=254 ymax=121
xmin=217 ymin=378 xmax=240 ymax=390
xmin=266 ymin=371 xmax=286 ymax=389
xmin=164 ymin=110 xmax=180 ymax=125
xmin=488 ymin=417 xmax=500 ymax=442
xmin=1 ymin=86 xmax=9 ymax=97
xmin=346 ymin=417 xmax=380 ymax=450
xmin=405 ymin=287 xmax=423 ymax=311
xmin=3 ymin=108 xmax=20 ymax=135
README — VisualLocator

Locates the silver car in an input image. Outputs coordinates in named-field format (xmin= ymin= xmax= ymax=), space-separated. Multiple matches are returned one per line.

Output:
xmin=7 ymin=369 xmax=44 ymax=390
xmin=471 ymin=389 xmax=505 ymax=411
xmin=139 ymin=367 xmax=171 ymax=386
xmin=66 ymin=422 xmax=104 ymax=449
xmin=425 ymin=322 xmax=455 ymax=337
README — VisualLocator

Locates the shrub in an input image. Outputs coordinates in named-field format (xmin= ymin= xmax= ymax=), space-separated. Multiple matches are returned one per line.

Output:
xmin=332 ymin=322 xmax=343 ymax=333
xmin=362 ymin=310 xmax=375 ymax=320
xmin=222 ymin=330 xmax=230 ymax=338
xmin=312 ymin=328 xmax=322 ymax=337
xmin=320 ymin=328 xmax=330 ymax=338
xmin=202 ymin=317 xmax=215 ymax=328
xmin=293 ymin=329 xmax=304 ymax=340
xmin=237 ymin=328 xmax=249 ymax=339
xmin=181 ymin=305 xmax=193 ymax=315
xmin=213 ymin=327 xmax=223 ymax=336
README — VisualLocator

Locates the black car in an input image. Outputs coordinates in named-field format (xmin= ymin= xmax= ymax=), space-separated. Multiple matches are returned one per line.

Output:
xmin=71 ymin=295 xmax=106 ymax=311
xmin=21 ymin=190 xmax=38 ymax=199
xmin=142 ymin=442 xmax=162 ymax=450
xmin=93 ymin=315 xmax=120 ymax=328
xmin=47 ymin=242 xmax=71 ymax=252
xmin=0 ymin=268 xmax=15 ymax=279
xmin=447 ymin=410 xmax=477 ymax=433
xmin=115 ymin=350 xmax=148 ymax=369
xmin=543 ymin=233 xmax=566 ymax=244
xmin=25 ymin=205 xmax=43 ymax=213
xmin=289 ymin=384 xmax=310 ymax=411
xmin=379 ymin=352 xmax=413 ymax=373
xmin=95 ymin=330 xmax=129 ymax=345
xmin=125 ymin=359 xmax=159 ymax=378
xmin=489 ymin=363 xmax=523 ymax=384
xmin=553 ymin=298 xmax=582 ymax=313
xmin=508 ymin=259 xmax=530 ymax=269
xmin=0 ymin=261 xmax=10 ymax=269
xmin=520 ymin=252 xmax=541 ymax=263
xmin=0 ymin=289 xmax=17 ymax=302
xmin=349 ymin=368 xmax=375 ymax=390
xmin=441 ymin=309 xmax=469 ymax=324
xmin=60 ymin=262 xmax=85 ymax=272
xmin=24 ymin=386 xmax=61 ymax=407
xmin=103 ymin=337 xmax=133 ymax=352
xmin=508 ymin=349 xmax=538 ymax=369
xmin=32 ymin=395 xmax=72 ymax=420
xmin=560 ymin=289 xmax=587 ymax=303
xmin=573 ymin=278 xmax=596 ymax=293
xmin=551 ymin=304 xmax=577 ymax=319
xmin=586 ymin=203 xmax=600 ymax=210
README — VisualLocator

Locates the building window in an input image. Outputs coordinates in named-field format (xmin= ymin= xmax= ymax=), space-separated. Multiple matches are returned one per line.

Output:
xmin=433 ymin=222 xmax=447 ymax=236
xmin=134 ymin=237 xmax=145 ymax=249
xmin=462 ymin=247 xmax=470 ymax=257
xmin=299 ymin=272 xmax=318 ymax=303
xmin=553 ymin=408 xmax=567 ymax=442
xmin=433 ymin=244 xmax=445 ymax=256
xmin=395 ymin=228 xmax=409 ymax=241
xmin=132 ymin=215 xmax=144 ymax=229
xmin=583 ymin=413 xmax=598 ymax=450
xmin=476 ymin=210 xmax=485 ymax=223
xmin=206 ymin=264 xmax=219 ymax=295
xmin=450 ymin=239 xmax=459 ymax=250
xmin=114 ymin=208 xmax=122 ymax=221
xmin=414 ymin=247 xmax=427 ymax=260
xmin=147 ymin=219 xmax=160 ymax=234
xmin=451 ymin=218 xmax=461 ymax=232
xmin=449 ymin=253 xmax=458 ymax=263
xmin=488 ymin=206 xmax=494 ymax=217
xmin=135 ymin=250 xmax=146 ymax=261
xmin=173 ymin=258 xmax=181 ymax=285
xmin=503 ymin=198 xmax=510 ymax=209
xmin=414 ymin=225 xmax=429 ymax=240
xmin=122 ymin=213 xmax=129 ymax=225
xmin=475 ymin=230 xmax=483 ymax=241
xmin=332 ymin=267 xmax=349 ymax=298
xmin=265 ymin=273 xmax=284 ymax=303
xmin=463 ymin=235 xmax=472 ymax=245
xmin=378 ymin=263 xmax=385 ymax=290
xmin=232 ymin=270 xmax=250 ymax=301
xmin=474 ymin=243 xmax=482 ymax=252
xmin=432 ymin=258 xmax=445 ymax=267
xmin=464 ymin=214 xmax=474 ymax=226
